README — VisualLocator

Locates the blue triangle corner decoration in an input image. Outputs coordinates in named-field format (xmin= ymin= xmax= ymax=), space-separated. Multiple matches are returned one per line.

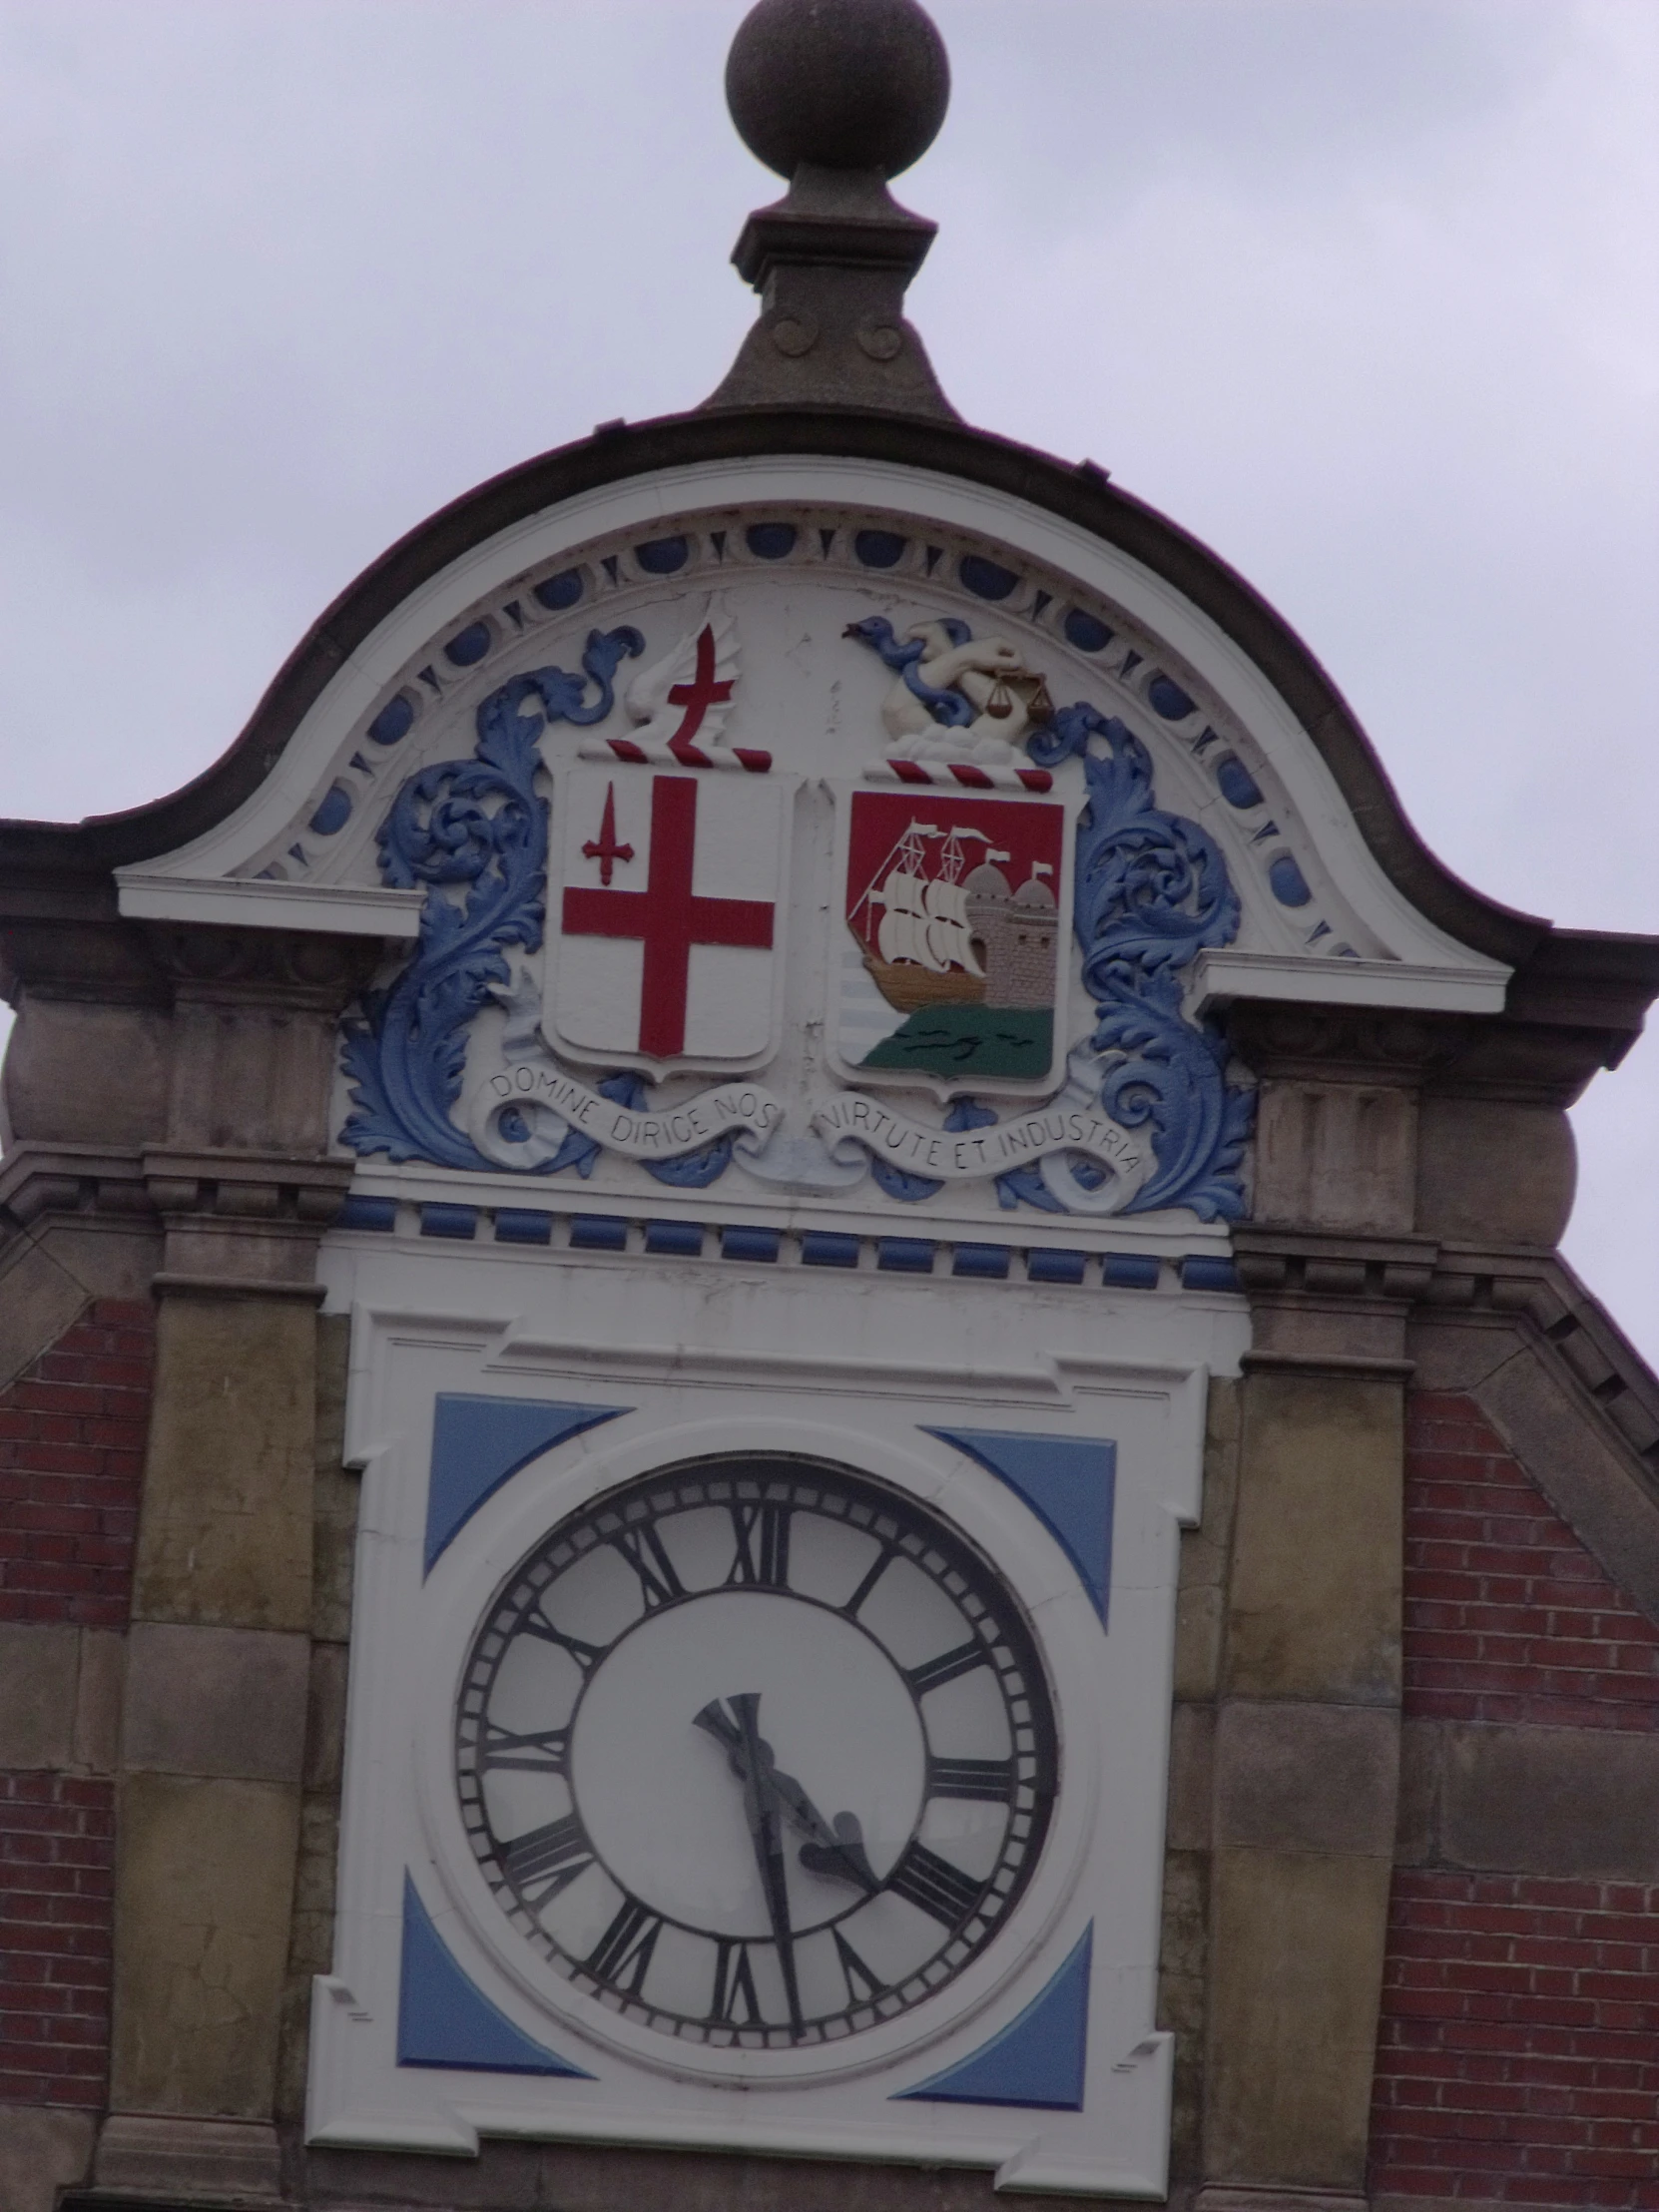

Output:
xmin=892 ymin=1925 xmax=1092 ymax=2111
xmin=425 ymin=1393 xmax=629 ymax=1574
xmin=396 ymin=1875 xmax=593 ymax=2077
xmin=926 ymin=1428 xmax=1115 ymax=1626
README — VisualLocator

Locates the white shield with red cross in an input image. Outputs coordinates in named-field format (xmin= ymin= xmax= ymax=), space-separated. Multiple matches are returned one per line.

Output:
xmin=545 ymin=763 xmax=792 ymax=1075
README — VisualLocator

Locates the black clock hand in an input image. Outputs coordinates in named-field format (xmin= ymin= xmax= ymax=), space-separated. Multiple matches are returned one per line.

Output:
xmin=693 ymin=1698 xmax=878 ymax=1896
xmin=709 ymin=1694 xmax=804 ymax=2036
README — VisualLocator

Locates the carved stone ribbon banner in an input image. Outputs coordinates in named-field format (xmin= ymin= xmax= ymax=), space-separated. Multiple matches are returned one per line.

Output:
xmin=813 ymin=1090 xmax=1149 ymax=1186
xmin=466 ymin=1059 xmax=784 ymax=1168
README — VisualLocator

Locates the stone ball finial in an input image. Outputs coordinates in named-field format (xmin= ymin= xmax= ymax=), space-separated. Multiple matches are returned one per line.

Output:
xmin=726 ymin=0 xmax=950 ymax=181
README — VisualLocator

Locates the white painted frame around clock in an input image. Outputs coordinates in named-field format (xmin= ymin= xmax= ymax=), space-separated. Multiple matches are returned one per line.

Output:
xmin=305 ymin=1107 xmax=1249 ymax=2191
xmin=412 ymin=1408 xmax=1104 ymax=2088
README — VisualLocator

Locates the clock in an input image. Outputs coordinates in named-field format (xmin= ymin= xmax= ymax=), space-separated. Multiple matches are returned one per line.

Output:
xmin=454 ymin=1455 xmax=1059 ymax=2052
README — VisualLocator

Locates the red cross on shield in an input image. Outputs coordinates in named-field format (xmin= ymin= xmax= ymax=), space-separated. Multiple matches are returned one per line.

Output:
xmin=547 ymin=765 xmax=791 ymax=1069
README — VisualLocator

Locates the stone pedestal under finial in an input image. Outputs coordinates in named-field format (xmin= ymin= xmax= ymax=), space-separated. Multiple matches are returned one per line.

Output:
xmin=705 ymin=0 xmax=958 ymax=417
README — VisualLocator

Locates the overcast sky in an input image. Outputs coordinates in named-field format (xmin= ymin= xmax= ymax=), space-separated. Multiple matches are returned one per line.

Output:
xmin=1 ymin=0 xmax=1654 ymax=1355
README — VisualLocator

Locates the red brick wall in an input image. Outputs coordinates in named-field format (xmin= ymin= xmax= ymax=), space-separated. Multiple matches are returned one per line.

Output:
xmin=0 ymin=1298 xmax=152 ymax=2112
xmin=0 ymin=1299 xmax=153 ymax=1626
xmin=0 ymin=1772 xmax=116 ymax=2107
xmin=1371 ymin=1393 xmax=1659 ymax=2206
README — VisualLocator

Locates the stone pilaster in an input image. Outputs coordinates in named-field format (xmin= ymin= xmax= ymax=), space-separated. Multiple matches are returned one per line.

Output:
xmin=1194 ymin=1011 xmax=1446 ymax=2210
xmin=80 ymin=924 xmax=374 ymax=2204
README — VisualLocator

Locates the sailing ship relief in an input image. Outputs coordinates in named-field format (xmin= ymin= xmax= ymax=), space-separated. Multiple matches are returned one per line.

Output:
xmin=836 ymin=789 xmax=1069 ymax=1087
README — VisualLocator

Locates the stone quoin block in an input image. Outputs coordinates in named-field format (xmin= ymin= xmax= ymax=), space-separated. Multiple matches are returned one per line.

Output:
xmin=110 ymin=1773 xmax=300 ymax=2118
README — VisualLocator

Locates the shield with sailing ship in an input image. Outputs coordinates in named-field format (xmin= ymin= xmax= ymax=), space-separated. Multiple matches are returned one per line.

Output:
xmin=834 ymin=789 xmax=1069 ymax=1090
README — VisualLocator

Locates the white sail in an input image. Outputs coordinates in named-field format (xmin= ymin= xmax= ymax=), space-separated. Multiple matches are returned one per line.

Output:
xmin=882 ymin=868 xmax=929 ymax=920
xmin=871 ymin=869 xmax=950 ymax=970
xmin=921 ymin=877 xmax=984 ymax=974
xmin=878 ymin=906 xmax=933 ymax=966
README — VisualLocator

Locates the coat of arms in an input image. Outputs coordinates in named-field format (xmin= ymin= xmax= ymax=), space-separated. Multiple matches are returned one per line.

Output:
xmin=545 ymin=603 xmax=792 ymax=1076
xmin=835 ymin=790 xmax=1068 ymax=1088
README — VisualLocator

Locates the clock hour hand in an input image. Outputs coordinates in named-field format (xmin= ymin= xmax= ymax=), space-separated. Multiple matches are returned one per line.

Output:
xmin=693 ymin=1697 xmax=878 ymax=1896
xmin=700 ymin=1693 xmax=804 ymax=2036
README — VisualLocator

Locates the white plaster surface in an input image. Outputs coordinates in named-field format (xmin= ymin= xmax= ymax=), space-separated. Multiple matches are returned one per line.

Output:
xmin=308 ymin=1234 xmax=1248 ymax=2192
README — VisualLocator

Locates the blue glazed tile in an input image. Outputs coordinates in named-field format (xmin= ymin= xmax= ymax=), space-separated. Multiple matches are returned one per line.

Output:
xmin=1214 ymin=753 xmax=1265 ymax=809
xmin=532 ymin=569 xmax=583 ymax=611
xmin=398 ymin=1877 xmax=593 ymax=2075
xmin=644 ymin=1220 xmax=704 ymax=1257
xmin=443 ymin=621 xmax=492 ymax=668
xmin=570 ymin=1215 xmax=628 ymax=1252
xmin=336 ymin=1195 xmax=397 ymax=1233
xmin=426 ymin=1395 xmax=627 ymax=1573
xmin=1027 ymin=1249 xmax=1086 ymax=1286
xmin=1268 ymin=853 xmax=1313 ymax=907
xmin=1102 ymin=1253 xmax=1161 ymax=1291
xmin=929 ymin=1432 xmax=1115 ymax=1628
xmin=419 ymin=1204 xmax=477 ymax=1241
xmin=1063 ymin=608 xmax=1113 ymax=653
xmin=367 ymin=696 xmax=414 ymax=746
xmin=745 ymin=523 xmax=797 ymax=560
xmin=959 ymin=554 xmax=1018 ymax=601
xmin=878 ymin=1238 xmax=935 ymax=1274
xmin=953 ymin=1244 xmax=1010 ymax=1280
xmin=1181 ymin=1255 xmax=1242 ymax=1293
xmin=635 ymin=535 xmax=689 ymax=574
xmin=494 ymin=1210 xmax=554 ymax=1246
xmin=802 ymin=1232 xmax=860 ymax=1269
xmin=722 ymin=1226 xmax=782 ymax=1263
xmin=1147 ymin=673 xmax=1196 ymax=720
xmin=307 ymin=782 xmax=353 ymax=836
xmin=853 ymin=528 xmax=907 ymax=568
xmin=894 ymin=1926 xmax=1092 ymax=2109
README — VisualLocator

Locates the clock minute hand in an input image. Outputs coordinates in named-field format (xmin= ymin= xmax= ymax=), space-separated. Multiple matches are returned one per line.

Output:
xmin=714 ymin=1693 xmax=805 ymax=2037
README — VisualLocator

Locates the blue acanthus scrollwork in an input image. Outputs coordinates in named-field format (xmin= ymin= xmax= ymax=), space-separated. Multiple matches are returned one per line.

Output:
xmin=1029 ymin=704 xmax=1253 ymax=1220
xmin=340 ymin=629 xmax=643 ymax=1171
xmin=341 ymin=617 xmax=1251 ymax=1222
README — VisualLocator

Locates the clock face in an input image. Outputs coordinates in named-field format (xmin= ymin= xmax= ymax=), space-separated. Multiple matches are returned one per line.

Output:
xmin=454 ymin=1456 xmax=1059 ymax=2050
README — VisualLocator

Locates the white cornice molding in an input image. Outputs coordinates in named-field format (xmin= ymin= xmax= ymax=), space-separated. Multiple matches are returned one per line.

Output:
xmin=1191 ymin=946 xmax=1508 ymax=1016
xmin=115 ymin=872 xmax=424 ymax=938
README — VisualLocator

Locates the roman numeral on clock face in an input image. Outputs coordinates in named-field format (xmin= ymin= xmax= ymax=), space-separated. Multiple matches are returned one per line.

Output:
xmin=607 ymin=1524 xmax=686 ymax=1609
xmin=709 ymin=1938 xmax=765 ymax=2024
xmin=885 ymin=1839 xmax=984 ymax=1926
xmin=840 ymin=1544 xmax=895 ymax=1619
xmin=904 ymin=1639 xmax=989 ymax=1695
xmin=480 ymin=1724 xmax=570 ymax=1776
xmin=519 ymin=1615 xmax=607 ymax=1673
xmin=502 ymin=1813 xmax=594 ymax=1905
xmin=926 ymin=1754 xmax=1015 ymax=1801
xmin=461 ymin=1456 xmax=1061 ymax=2046
xmin=586 ymin=1897 xmax=663 ymax=1995
xmin=727 ymin=1499 xmax=791 ymax=1587
xmin=832 ymin=1926 xmax=887 ymax=2003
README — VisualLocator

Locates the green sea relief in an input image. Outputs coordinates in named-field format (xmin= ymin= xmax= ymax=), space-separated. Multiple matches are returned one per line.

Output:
xmin=860 ymin=1005 xmax=1054 ymax=1080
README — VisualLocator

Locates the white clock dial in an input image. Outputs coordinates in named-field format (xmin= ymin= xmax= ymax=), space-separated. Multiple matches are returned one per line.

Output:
xmin=454 ymin=1457 xmax=1059 ymax=2049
